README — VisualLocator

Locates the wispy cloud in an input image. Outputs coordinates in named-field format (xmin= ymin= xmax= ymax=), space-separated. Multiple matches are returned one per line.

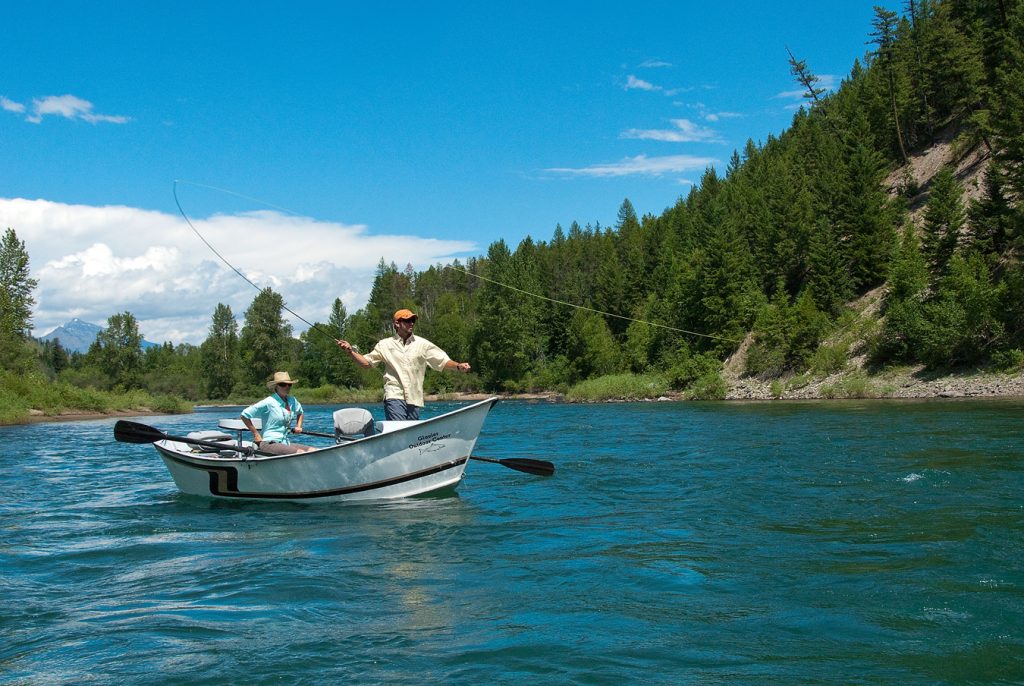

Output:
xmin=774 ymin=74 xmax=838 ymax=102
xmin=15 ymin=94 xmax=130 ymax=124
xmin=639 ymin=59 xmax=673 ymax=68
xmin=1 ymin=96 xmax=25 ymax=113
xmin=624 ymin=74 xmax=690 ymax=97
xmin=621 ymin=118 xmax=723 ymax=143
xmin=545 ymin=154 xmax=717 ymax=178
xmin=704 ymin=111 xmax=742 ymax=122
xmin=625 ymin=75 xmax=659 ymax=92
xmin=1 ymin=198 xmax=475 ymax=343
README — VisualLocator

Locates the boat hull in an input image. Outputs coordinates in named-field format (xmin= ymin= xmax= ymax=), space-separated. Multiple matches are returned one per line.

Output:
xmin=154 ymin=397 xmax=498 ymax=502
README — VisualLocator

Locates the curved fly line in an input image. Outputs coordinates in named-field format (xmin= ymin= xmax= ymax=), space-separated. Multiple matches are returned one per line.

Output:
xmin=172 ymin=180 xmax=341 ymax=344
xmin=173 ymin=180 xmax=739 ymax=346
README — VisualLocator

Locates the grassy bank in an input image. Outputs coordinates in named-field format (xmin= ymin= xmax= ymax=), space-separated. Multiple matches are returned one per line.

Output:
xmin=0 ymin=371 xmax=192 ymax=425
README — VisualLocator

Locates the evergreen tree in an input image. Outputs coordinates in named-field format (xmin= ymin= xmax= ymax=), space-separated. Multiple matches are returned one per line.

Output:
xmin=806 ymin=219 xmax=854 ymax=316
xmin=94 ymin=312 xmax=144 ymax=388
xmin=787 ymin=46 xmax=826 ymax=103
xmin=876 ymin=221 xmax=930 ymax=362
xmin=836 ymin=142 xmax=898 ymax=290
xmin=594 ymin=230 xmax=628 ymax=337
xmin=199 ymin=303 xmax=239 ymax=398
xmin=989 ymin=2 xmax=1024 ymax=201
xmin=968 ymin=164 xmax=1019 ymax=255
xmin=471 ymin=240 xmax=543 ymax=390
xmin=0 ymin=228 xmax=38 ymax=370
xmin=921 ymin=166 xmax=966 ymax=278
xmin=563 ymin=309 xmax=621 ymax=381
xmin=871 ymin=6 xmax=911 ymax=162
xmin=614 ymin=198 xmax=647 ymax=310
xmin=919 ymin=253 xmax=1004 ymax=366
xmin=238 ymin=288 xmax=293 ymax=386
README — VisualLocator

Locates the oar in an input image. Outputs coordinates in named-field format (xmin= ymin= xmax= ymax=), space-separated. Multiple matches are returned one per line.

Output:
xmin=297 ymin=428 xmax=554 ymax=476
xmin=113 ymin=420 xmax=269 ymax=456
xmin=299 ymin=430 xmax=552 ymax=479
xmin=470 ymin=455 xmax=555 ymax=477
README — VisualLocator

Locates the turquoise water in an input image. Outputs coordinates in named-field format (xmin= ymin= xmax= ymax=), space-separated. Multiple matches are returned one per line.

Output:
xmin=2 ymin=399 xmax=1022 ymax=685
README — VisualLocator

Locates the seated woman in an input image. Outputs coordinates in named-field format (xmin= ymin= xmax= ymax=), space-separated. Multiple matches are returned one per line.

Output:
xmin=240 ymin=371 xmax=316 ymax=455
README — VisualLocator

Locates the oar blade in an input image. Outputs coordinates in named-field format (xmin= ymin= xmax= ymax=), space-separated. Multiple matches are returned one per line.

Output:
xmin=471 ymin=455 xmax=555 ymax=477
xmin=113 ymin=420 xmax=166 ymax=444
xmin=500 ymin=458 xmax=555 ymax=477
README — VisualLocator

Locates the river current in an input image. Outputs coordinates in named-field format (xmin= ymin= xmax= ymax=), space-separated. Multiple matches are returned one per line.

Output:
xmin=1 ymin=399 xmax=1022 ymax=684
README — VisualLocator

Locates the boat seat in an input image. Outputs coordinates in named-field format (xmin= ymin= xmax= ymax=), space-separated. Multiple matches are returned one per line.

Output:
xmin=218 ymin=418 xmax=260 ymax=450
xmin=333 ymin=407 xmax=377 ymax=439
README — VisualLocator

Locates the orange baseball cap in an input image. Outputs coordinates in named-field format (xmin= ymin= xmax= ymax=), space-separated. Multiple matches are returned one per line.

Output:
xmin=393 ymin=308 xmax=418 ymax=321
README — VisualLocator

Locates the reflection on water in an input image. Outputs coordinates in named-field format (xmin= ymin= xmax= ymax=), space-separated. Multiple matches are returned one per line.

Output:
xmin=1 ymin=399 xmax=1023 ymax=684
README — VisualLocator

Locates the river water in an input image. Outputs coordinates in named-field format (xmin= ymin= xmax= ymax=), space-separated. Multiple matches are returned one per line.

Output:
xmin=1 ymin=399 xmax=1022 ymax=684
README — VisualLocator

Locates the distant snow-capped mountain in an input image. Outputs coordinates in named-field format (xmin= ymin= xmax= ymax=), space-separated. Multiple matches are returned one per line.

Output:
xmin=39 ymin=318 xmax=159 ymax=354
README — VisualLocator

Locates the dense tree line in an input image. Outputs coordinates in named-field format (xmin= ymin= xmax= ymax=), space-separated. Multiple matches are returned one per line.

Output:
xmin=5 ymin=0 xmax=1023 ymax=401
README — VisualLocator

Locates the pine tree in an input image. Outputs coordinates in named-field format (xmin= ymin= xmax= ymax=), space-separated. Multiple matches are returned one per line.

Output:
xmin=989 ymin=2 xmax=1024 ymax=200
xmin=594 ymin=230 xmax=628 ymax=337
xmin=871 ymin=6 xmax=911 ymax=162
xmin=786 ymin=46 xmax=826 ymax=103
xmin=471 ymin=240 xmax=543 ymax=390
xmin=875 ymin=221 xmax=929 ymax=363
xmin=0 ymin=228 xmax=38 ymax=370
xmin=95 ymin=312 xmax=144 ymax=388
xmin=200 ymin=303 xmax=239 ymax=398
xmin=836 ymin=142 xmax=898 ymax=290
xmin=806 ymin=219 xmax=854 ymax=316
xmin=921 ymin=166 xmax=966 ymax=278
xmin=238 ymin=287 xmax=293 ymax=386
xmin=968 ymin=164 xmax=1019 ymax=256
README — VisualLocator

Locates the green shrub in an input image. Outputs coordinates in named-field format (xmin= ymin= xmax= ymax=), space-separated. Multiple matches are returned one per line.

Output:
xmin=808 ymin=343 xmax=848 ymax=376
xmin=565 ymin=373 xmax=669 ymax=402
xmin=992 ymin=348 xmax=1024 ymax=371
xmin=818 ymin=372 xmax=888 ymax=399
xmin=685 ymin=372 xmax=728 ymax=400
xmin=666 ymin=347 xmax=722 ymax=389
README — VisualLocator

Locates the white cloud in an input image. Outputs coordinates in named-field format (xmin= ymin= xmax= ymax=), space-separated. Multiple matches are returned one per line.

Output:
xmin=704 ymin=111 xmax=741 ymax=122
xmin=25 ymin=94 xmax=129 ymax=124
xmin=620 ymin=118 xmax=723 ymax=143
xmin=774 ymin=74 xmax=838 ymax=102
xmin=0 ymin=198 xmax=475 ymax=344
xmin=1 ymin=96 xmax=25 ymax=113
xmin=625 ymin=75 xmax=659 ymax=92
xmin=639 ymin=59 xmax=673 ymax=68
xmin=544 ymin=154 xmax=717 ymax=178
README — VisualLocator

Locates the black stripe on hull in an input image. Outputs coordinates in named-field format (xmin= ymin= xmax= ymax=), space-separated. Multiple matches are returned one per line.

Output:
xmin=157 ymin=448 xmax=469 ymax=500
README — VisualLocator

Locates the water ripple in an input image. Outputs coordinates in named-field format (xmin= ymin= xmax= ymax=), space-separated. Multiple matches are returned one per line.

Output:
xmin=1 ymin=400 xmax=1023 ymax=684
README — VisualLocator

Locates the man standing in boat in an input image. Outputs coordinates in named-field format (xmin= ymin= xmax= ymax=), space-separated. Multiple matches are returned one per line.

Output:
xmin=337 ymin=308 xmax=471 ymax=420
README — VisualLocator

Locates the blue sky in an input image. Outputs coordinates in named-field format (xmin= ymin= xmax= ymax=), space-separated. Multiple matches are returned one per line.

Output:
xmin=0 ymin=1 xmax=896 ymax=344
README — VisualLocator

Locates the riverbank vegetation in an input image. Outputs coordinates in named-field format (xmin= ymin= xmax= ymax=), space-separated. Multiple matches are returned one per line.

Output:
xmin=3 ymin=0 xmax=1023 ymax=423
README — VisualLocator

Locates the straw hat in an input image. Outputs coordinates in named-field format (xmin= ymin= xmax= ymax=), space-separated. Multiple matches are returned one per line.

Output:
xmin=267 ymin=371 xmax=298 ymax=389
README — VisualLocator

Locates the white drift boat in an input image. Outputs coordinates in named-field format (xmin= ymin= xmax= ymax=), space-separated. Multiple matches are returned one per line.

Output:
xmin=114 ymin=397 xmax=530 ymax=502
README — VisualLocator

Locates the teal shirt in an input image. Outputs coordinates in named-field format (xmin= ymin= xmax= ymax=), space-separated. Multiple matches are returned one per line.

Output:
xmin=241 ymin=394 xmax=303 ymax=444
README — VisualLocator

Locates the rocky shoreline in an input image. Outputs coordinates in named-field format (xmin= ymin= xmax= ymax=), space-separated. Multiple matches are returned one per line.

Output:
xmin=434 ymin=367 xmax=1024 ymax=403
xmin=723 ymin=367 xmax=1024 ymax=401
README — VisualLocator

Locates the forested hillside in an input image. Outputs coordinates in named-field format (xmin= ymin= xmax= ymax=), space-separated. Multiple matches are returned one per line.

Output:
xmin=3 ymin=0 xmax=1023 ymax=413
xmin=341 ymin=0 xmax=1024 ymax=395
